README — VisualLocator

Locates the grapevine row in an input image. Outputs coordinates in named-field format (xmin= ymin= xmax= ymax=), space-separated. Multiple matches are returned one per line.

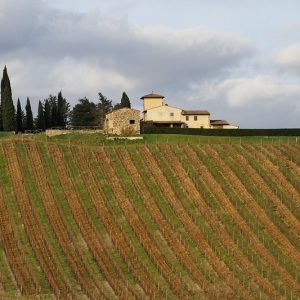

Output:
xmin=138 ymin=145 xmax=251 ymax=299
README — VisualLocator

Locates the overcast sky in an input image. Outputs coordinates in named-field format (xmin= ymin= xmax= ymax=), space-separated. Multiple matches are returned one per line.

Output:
xmin=1 ymin=0 xmax=300 ymax=127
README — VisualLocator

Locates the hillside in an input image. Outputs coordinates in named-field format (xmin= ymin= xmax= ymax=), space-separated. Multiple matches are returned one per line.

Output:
xmin=0 ymin=140 xmax=300 ymax=299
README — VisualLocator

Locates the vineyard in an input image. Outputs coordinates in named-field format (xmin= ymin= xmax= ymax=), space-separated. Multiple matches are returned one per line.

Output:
xmin=0 ymin=139 xmax=300 ymax=299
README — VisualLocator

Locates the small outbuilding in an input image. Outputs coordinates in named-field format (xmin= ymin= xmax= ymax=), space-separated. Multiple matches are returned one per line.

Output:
xmin=104 ymin=107 xmax=140 ymax=135
xmin=210 ymin=120 xmax=239 ymax=129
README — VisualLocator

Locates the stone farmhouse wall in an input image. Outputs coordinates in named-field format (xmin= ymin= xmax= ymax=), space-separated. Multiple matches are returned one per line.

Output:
xmin=105 ymin=108 xmax=140 ymax=135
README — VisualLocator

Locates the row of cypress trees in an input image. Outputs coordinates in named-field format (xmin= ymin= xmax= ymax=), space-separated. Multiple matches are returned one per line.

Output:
xmin=0 ymin=66 xmax=132 ymax=132
xmin=0 ymin=66 xmax=70 ymax=132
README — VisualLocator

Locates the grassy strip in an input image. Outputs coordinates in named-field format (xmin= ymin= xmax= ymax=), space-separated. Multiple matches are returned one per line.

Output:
xmin=148 ymin=145 xmax=258 ymax=298
xmin=231 ymin=144 xmax=300 ymax=247
xmin=215 ymin=145 xmax=300 ymax=266
xmin=60 ymin=145 xmax=140 ymax=295
xmin=127 ymin=145 xmax=220 ymax=283
xmin=242 ymin=144 xmax=300 ymax=220
xmin=38 ymin=143 xmax=105 ymax=283
xmin=108 ymin=147 xmax=196 ymax=296
xmin=187 ymin=145 xmax=297 ymax=296
xmin=158 ymin=144 xmax=280 ymax=298
xmin=14 ymin=142 xmax=76 ymax=289
xmin=263 ymin=146 xmax=300 ymax=193
xmin=90 ymin=147 xmax=178 ymax=298
xmin=0 ymin=143 xmax=50 ymax=294
xmin=0 ymin=244 xmax=17 ymax=294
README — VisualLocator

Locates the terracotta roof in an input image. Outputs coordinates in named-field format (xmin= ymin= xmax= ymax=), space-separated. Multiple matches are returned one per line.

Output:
xmin=181 ymin=110 xmax=210 ymax=115
xmin=140 ymin=93 xmax=165 ymax=99
xmin=210 ymin=120 xmax=229 ymax=125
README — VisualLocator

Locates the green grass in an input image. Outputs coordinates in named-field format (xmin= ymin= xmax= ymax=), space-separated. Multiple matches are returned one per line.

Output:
xmin=127 ymin=145 xmax=221 ymax=283
xmin=12 ymin=131 xmax=300 ymax=147
xmin=0 ymin=143 xmax=50 ymax=295
xmin=86 ymin=147 xmax=178 ymax=299
xmin=182 ymin=145 xmax=296 ymax=297
xmin=107 ymin=147 xmax=197 ymax=297
xmin=1 ymin=135 xmax=300 ymax=298
xmin=15 ymin=142 xmax=78 ymax=291
xmin=59 ymin=145 xmax=142 ymax=291
xmin=148 ymin=145 xmax=264 ymax=298
xmin=37 ymin=143 xmax=106 ymax=286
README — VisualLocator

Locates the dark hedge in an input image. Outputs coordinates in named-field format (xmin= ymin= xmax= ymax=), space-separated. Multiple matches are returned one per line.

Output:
xmin=141 ymin=127 xmax=300 ymax=136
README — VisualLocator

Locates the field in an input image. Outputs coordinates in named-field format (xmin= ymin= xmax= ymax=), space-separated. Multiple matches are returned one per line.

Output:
xmin=0 ymin=136 xmax=300 ymax=299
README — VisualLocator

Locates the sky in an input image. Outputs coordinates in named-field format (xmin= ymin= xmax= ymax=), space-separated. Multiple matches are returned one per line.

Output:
xmin=1 ymin=0 xmax=300 ymax=128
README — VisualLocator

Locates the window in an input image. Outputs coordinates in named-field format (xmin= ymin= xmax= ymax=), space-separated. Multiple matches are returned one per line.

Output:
xmin=170 ymin=112 xmax=174 ymax=117
xmin=194 ymin=116 xmax=198 ymax=121
xmin=129 ymin=120 xmax=135 ymax=124
xmin=186 ymin=116 xmax=189 ymax=121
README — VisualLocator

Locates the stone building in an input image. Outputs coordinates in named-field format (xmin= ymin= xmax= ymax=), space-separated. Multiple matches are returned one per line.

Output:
xmin=104 ymin=107 xmax=140 ymax=135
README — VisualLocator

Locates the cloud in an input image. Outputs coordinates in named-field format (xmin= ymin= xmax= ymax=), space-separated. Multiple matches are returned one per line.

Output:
xmin=190 ymin=75 xmax=300 ymax=107
xmin=186 ymin=75 xmax=300 ymax=128
xmin=273 ymin=43 xmax=300 ymax=74
xmin=0 ymin=0 xmax=254 ymax=111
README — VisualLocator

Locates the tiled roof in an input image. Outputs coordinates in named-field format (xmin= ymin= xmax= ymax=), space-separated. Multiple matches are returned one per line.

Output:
xmin=140 ymin=93 xmax=165 ymax=99
xmin=181 ymin=110 xmax=210 ymax=115
xmin=210 ymin=120 xmax=230 ymax=125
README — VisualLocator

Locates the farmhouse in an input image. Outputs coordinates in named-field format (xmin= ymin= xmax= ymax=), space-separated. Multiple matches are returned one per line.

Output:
xmin=141 ymin=93 xmax=238 ymax=129
xmin=104 ymin=107 xmax=140 ymax=135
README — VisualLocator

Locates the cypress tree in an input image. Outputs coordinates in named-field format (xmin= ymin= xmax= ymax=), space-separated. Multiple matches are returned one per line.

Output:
xmin=120 ymin=92 xmax=131 ymax=108
xmin=36 ymin=100 xmax=45 ymax=130
xmin=16 ymin=98 xmax=23 ymax=133
xmin=0 ymin=104 xmax=2 ymax=131
xmin=44 ymin=99 xmax=51 ymax=129
xmin=57 ymin=91 xmax=70 ymax=128
xmin=1 ymin=66 xmax=15 ymax=131
xmin=51 ymin=101 xmax=58 ymax=127
xmin=25 ymin=97 xmax=33 ymax=130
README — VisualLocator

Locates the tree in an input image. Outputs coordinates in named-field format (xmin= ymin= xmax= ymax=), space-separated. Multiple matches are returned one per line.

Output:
xmin=25 ymin=97 xmax=33 ymax=130
xmin=97 ymin=92 xmax=112 ymax=128
xmin=0 ymin=104 xmax=2 ymax=131
xmin=120 ymin=92 xmax=131 ymax=108
xmin=51 ymin=100 xmax=58 ymax=127
xmin=71 ymin=98 xmax=98 ymax=127
xmin=1 ymin=66 xmax=15 ymax=131
xmin=16 ymin=98 xmax=23 ymax=133
xmin=36 ymin=100 xmax=45 ymax=130
xmin=57 ymin=91 xmax=70 ymax=128
xmin=44 ymin=99 xmax=51 ymax=129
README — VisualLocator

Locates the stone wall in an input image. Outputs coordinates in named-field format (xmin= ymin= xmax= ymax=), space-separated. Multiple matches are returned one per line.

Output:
xmin=46 ymin=129 xmax=103 ymax=137
xmin=106 ymin=108 xmax=140 ymax=135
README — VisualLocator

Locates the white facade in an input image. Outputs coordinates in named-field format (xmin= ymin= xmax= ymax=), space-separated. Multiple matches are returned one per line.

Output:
xmin=141 ymin=93 xmax=238 ymax=129
xmin=182 ymin=114 xmax=210 ymax=129
xmin=144 ymin=105 xmax=182 ymax=122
